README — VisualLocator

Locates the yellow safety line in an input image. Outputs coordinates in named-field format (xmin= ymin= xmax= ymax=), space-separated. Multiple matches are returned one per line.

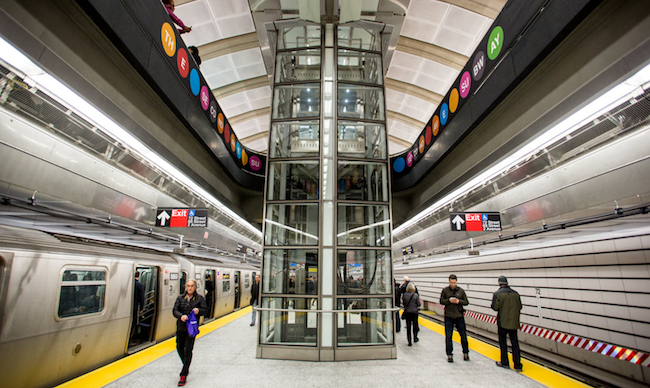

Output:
xmin=56 ymin=306 xmax=252 ymax=388
xmin=417 ymin=315 xmax=591 ymax=388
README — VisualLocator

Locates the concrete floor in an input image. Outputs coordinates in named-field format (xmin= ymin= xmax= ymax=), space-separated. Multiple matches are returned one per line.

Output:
xmin=107 ymin=313 xmax=545 ymax=388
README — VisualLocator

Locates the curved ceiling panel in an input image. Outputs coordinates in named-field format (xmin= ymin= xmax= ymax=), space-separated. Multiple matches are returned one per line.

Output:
xmin=174 ymin=0 xmax=506 ymax=154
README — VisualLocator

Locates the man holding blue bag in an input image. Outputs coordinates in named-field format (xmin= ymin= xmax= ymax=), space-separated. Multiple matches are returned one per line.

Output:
xmin=173 ymin=279 xmax=207 ymax=386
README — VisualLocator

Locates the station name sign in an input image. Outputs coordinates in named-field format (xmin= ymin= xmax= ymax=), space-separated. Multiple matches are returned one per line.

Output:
xmin=450 ymin=212 xmax=501 ymax=232
xmin=155 ymin=208 xmax=208 ymax=228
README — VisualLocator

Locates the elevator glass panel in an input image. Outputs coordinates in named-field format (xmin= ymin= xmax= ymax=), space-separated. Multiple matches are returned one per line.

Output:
xmin=269 ymin=121 xmax=320 ymax=158
xmin=265 ymin=203 xmax=319 ymax=246
xmin=337 ymin=121 xmax=386 ymax=159
xmin=337 ymin=161 xmax=388 ymax=201
xmin=337 ymin=204 xmax=390 ymax=246
xmin=337 ymin=250 xmax=391 ymax=295
xmin=260 ymin=297 xmax=318 ymax=345
xmin=337 ymin=84 xmax=384 ymax=121
xmin=273 ymin=84 xmax=321 ymax=119
xmin=263 ymin=249 xmax=318 ymax=295
xmin=337 ymin=50 xmax=383 ymax=85
xmin=336 ymin=297 xmax=393 ymax=345
xmin=276 ymin=49 xmax=321 ymax=83
xmin=267 ymin=161 xmax=320 ymax=200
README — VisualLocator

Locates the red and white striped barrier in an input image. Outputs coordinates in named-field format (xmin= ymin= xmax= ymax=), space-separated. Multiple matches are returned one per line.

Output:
xmin=429 ymin=303 xmax=650 ymax=367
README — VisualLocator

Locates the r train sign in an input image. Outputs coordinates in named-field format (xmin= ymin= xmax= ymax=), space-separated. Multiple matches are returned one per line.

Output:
xmin=450 ymin=212 xmax=501 ymax=232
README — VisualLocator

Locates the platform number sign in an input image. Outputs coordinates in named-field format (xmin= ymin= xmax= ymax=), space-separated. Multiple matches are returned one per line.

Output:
xmin=450 ymin=212 xmax=501 ymax=232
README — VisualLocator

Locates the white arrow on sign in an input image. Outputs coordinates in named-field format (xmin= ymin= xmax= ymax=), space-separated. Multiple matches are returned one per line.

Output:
xmin=157 ymin=211 xmax=170 ymax=226
xmin=452 ymin=215 xmax=465 ymax=230
xmin=134 ymin=207 xmax=146 ymax=220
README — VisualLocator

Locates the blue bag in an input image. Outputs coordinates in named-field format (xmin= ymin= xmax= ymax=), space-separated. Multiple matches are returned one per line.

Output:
xmin=186 ymin=310 xmax=199 ymax=338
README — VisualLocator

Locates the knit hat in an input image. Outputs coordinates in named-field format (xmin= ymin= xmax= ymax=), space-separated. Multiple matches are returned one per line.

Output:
xmin=498 ymin=276 xmax=508 ymax=285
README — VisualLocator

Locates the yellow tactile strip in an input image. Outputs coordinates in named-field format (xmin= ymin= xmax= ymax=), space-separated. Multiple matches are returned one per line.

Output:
xmin=417 ymin=314 xmax=591 ymax=388
xmin=56 ymin=306 xmax=252 ymax=388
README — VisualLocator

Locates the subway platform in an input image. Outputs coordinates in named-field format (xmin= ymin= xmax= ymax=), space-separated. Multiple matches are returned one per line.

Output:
xmin=58 ymin=307 xmax=587 ymax=388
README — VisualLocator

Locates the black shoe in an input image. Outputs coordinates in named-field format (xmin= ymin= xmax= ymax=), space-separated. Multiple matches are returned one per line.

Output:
xmin=515 ymin=367 xmax=523 ymax=372
xmin=447 ymin=356 xmax=453 ymax=363
xmin=396 ymin=329 xmax=400 ymax=333
xmin=496 ymin=361 xmax=510 ymax=369
xmin=414 ymin=337 xmax=419 ymax=342
xmin=463 ymin=353 xmax=469 ymax=361
xmin=250 ymin=323 xmax=255 ymax=326
xmin=408 ymin=342 xmax=412 ymax=346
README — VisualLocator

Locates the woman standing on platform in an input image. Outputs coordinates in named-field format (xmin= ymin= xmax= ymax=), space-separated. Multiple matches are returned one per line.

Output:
xmin=173 ymin=279 xmax=207 ymax=386
xmin=402 ymin=283 xmax=421 ymax=346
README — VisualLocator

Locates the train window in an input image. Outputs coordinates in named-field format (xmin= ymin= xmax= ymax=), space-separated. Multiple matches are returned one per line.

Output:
xmin=245 ymin=274 xmax=250 ymax=288
xmin=223 ymin=280 xmax=230 ymax=293
xmin=58 ymin=268 xmax=107 ymax=318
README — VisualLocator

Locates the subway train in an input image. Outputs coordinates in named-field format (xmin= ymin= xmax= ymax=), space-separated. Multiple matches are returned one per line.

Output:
xmin=0 ymin=225 xmax=258 ymax=388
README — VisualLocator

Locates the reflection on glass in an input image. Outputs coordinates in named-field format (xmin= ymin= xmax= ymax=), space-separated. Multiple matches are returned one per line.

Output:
xmin=278 ymin=25 xmax=321 ymax=50
xmin=337 ymin=84 xmax=384 ymax=121
xmin=337 ymin=204 xmax=390 ymax=246
xmin=273 ymin=84 xmax=321 ymax=119
xmin=268 ymin=161 xmax=320 ymax=200
xmin=260 ymin=297 xmax=318 ymax=345
xmin=263 ymin=250 xmax=318 ymax=295
xmin=338 ymin=50 xmax=383 ymax=85
xmin=337 ymin=26 xmax=382 ymax=52
xmin=336 ymin=298 xmax=393 ymax=345
xmin=265 ymin=203 xmax=319 ymax=246
xmin=337 ymin=250 xmax=391 ymax=294
xmin=276 ymin=50 xmax=321 ymax=83
xmin=269 ymin=121 xmax=319 ymax=158
xmin=337 ymin=162 xmax=388 ymax=201
xmin=337 ymin=121 xmax=386 ymax=159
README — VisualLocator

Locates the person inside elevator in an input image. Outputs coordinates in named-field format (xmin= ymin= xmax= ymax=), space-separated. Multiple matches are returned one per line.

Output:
xmin=440 ymin=274 xmax=470 ymax=362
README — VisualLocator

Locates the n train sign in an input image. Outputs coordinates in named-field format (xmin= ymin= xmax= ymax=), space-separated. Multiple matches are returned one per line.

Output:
xmin=155 ymin=208 xmax=208 ymax=228
xmin=450 ymin=212 xmax=501 ymax=232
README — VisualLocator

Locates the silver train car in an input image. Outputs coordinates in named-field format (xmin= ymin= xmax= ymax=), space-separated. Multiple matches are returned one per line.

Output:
xmin=0 ymin=225 xmax=257 ymax=388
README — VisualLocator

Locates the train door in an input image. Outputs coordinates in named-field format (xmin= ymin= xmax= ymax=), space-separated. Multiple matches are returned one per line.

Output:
xmin=234 ymin=271 xmax=241 ymax=309
xmin=129 ymin=266 xmax=159 ymax=350
xmin=204 ymin=269 xmax=216 ymax=320
xmin=180 ymin=271 xmax=188 ymax=294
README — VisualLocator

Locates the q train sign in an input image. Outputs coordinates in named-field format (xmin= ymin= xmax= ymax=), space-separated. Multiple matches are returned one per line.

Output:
xmin=450 ymin=212 xmax=501 ymax=232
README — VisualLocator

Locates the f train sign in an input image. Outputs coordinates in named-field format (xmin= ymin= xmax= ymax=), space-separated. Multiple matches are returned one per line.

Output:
xmin=450 ymin=212 xmax=501 ymax=232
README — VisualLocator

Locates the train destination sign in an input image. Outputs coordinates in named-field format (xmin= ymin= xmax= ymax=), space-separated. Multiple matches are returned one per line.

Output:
xmin=450 ymin=212 xmax=501 ymax=232
xmin=155 ymin=208 xmax=209 ymax=228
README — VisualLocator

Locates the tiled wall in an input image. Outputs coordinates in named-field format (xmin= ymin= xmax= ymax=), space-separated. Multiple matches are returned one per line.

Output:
xmin=396 ymin=232 xmax=650 ymax=382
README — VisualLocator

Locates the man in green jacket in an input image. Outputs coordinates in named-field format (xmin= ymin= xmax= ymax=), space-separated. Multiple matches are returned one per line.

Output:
xmin=491 ymin=276 xmax=523 ymax=372
xmin=439 ymin=274 xmax=469 ymax=362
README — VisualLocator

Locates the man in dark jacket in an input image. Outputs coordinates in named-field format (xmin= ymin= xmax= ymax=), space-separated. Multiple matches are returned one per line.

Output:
xmin=250 ymin=274 xmax=260 ymax=326
xmin=173 ymin=279 xmax=207 ymax=386
xmin=440 ymin=274 xmax=470 ymax=362
xmin=491 ymin=275 xmax=523 ymax=372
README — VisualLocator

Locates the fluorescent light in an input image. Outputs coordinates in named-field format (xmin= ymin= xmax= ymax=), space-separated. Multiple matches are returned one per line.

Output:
xmin=336 ymin=219 xmax=391 ymax=238
xmin=264 ymin=219 xmax=319 ymax=241
xmin=0 ymin=37 xmax=261 ymax=237
xmin=394 ymin=62 xmax=650 ymax=234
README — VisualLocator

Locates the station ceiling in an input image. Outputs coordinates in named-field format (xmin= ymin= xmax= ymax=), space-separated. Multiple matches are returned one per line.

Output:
xmin=172 ymin=0 xmax=507 ymax=155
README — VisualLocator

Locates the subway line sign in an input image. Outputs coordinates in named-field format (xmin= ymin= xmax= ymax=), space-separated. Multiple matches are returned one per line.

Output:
xmin=450 ymin=212 xmax=501 ymax=232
